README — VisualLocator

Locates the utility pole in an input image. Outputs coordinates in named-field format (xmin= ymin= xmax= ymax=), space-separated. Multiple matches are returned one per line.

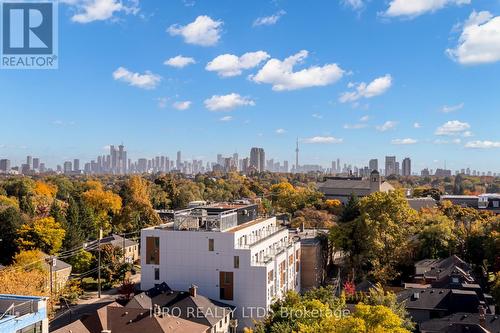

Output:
xmin=49 ymin=256 xmax=55 ymax=313
xmin=98 ymin=228 xmax=102 ymax=299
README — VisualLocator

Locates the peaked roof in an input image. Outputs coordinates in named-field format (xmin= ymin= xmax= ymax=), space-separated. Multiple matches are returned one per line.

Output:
xmin=420 ymin=313 xmax=500 ymax=333
xmin=126 ymin=285 xmax=234 ymax=328
xmin=52 ymin=303 xmax=209 ymax=333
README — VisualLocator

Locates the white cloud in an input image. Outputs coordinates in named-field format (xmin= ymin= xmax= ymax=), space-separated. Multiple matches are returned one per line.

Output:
xmin=253 ymin=10 xmax=286 ymax=26
xmin=435 ymin=120 xmax=470 ymax=136
xmin=69 ymin=0 xmax=138 ymax=23
xmin=219 ymin=116 xmax=233 ymax=122
xmin=113 ymin=67 xmax=161 ymax=89
xmin=434 ymin=138 xmax=462 ymax=144
xmin=250 ymin=50 xmax=344 ymax=91
xmin=172 ymin=101 xmax=192 ymax=110
xmin=343 ymin=123 xmax=368 ymax=129
xmin=441 ymin=102 xmax=464 ymax=113
xmin=275 ymin=128 xmax=286 ymax=134
xmin=303 ymin=136 xmax=343 ymax=144
xmin=164 ymin=55 xmax=196 ymax=68
xmin=414 ymin=122 xmax=422 ymax=128
xmin=447 ymin=11 xmax=500 ymax=65
xmin=312 ymin=113 xmax=323 ymax=119
xmin=465 ymin=140 xmax=500 ymax=149
xmin=157 ymin=97 xmax=168 ymax=108
xmin=342 ymin=0 xmax=364 ymax=10
xmin=376 ymin=121 xmax=397 ymax=132
xmin=391 ymin=138 xmax=418 ymax=145
xmin=384 ymin=0 xmax=470 ymax=18
xmin=339 ymin=74 xmax=392 ymax=103
xmin=206 ymin=51 xmax=270 ymax=77
xmin=360 ymin=115 xmax=370 ymax=122
xmin=168 ymin=15 xmax=223 ymax=46
xmin=204 ymin=93 xmax=255 ymax=111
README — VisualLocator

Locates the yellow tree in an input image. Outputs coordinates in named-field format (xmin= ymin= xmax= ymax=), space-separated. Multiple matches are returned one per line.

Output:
xmin=81 ymin=180 xmax=122 ymax=233
xmin=31 ymin=181 xmax=58 ymax=217
xmin=17 ymin=217 xmax=66 ymax=254
xmin=116 ymin=176 xmax=161 ymax=231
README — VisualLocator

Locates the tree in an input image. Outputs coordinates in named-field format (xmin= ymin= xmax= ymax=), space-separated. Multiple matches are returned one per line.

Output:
xmin=331 ymin=191 xmax=416 ymax=282
xmin=115 ymin=176 xmax=161 ymax=232
xmin=416 ymin=212 xmax=456 ymax=259
xmin=62 ymin=197 xmax=85 ymax=251
xmin=17 ymin=216 xmax=66 ymax=254
xmin=291 ymin=208 xmax=334 ymax=229
xmin=364 ymin=284 xmax=415 ymax=331
xmin=331 ymin=304 xmax=410 ymax=333
xmin=339 ymin=194 xmax=360 ymax=223
xmin=67 ymin=249 xmax=93 ymax=274
xmin=0 ymin=206 xmax=26 ymax=264
xmin=81 ymin=180 xmax=122 ymax=234
xmin=453 ymin=174 xmax=465 ymax=195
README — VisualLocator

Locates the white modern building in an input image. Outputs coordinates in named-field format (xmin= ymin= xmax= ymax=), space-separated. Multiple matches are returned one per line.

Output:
xmin=141 ymin=208 xmax=301 ymax=330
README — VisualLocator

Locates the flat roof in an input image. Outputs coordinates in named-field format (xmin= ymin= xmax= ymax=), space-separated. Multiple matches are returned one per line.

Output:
xmin=226 ymin=217 xmax=272 ymax=233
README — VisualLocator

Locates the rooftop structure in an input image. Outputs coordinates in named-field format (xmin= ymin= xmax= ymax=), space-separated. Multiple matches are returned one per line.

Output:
xmin=0 ymin=294 xmax=48 ymax=333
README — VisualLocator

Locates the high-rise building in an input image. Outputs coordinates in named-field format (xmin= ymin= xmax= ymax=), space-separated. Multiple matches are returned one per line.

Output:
xmin=369 ymin=159 xmax=378 ymax=172
xmin=26 ymin=156 xmax=33 ymax=170
xmin=32 ymin=157 xmax=40 ymax=170
xmin=73 ymin=159 xmax=80 ymax=172
xmin=0 ymin=159 xmax=10 ymax=172
xmin=63 ymin=161 xmax=72 ymax=174
xmin=385 ymin=156 xmax=396 ymax=176
xmin=232 ymin=153 xmax=239 ymax=171
xmin=402 ymin=157 xmax=411 ymax=176
xmin=176 ymin=151 xmax=182 ymax=170
xmin=250 ymin=147 xmax=265 ymax=172
xmin=295 ymin=138 xmax=299 ymax=171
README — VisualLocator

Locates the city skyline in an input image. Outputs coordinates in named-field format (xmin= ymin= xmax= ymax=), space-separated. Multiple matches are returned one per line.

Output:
xmin=1 ymin=142 xmax=498 ymax=176
xmin=1 ymin=0 xmax=500 ymax=171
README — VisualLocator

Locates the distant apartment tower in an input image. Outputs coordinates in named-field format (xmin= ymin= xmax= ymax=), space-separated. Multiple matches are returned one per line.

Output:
xmin=73 ymin=159 xmax=80 ymax=172
xmin=369 ymin=159 xmax=378 ymax=172
xmin=32 ymin=158 xmax=40 ymax=170
xmin=402 ymin=157 xmax=411 ymax=176
xmin=63 ymin=161 xmax=72 ymax=174
xmin=250 ymin=147 xmax=265 ymax=172
xmin=385 ymin=156 xmax=396 ymax=176
xmin=26 ymin=155 xmax=33 ymax=170
xmin=0 ymin=159 xmax=10 ymax=172
xmin=176 ymin=151 xmax=182 ymax=170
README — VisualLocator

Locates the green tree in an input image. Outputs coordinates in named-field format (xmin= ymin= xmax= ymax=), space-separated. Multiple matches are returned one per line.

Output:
xmin=0 ymin=207 xmax=26 ymax=264
xmin=339 ymin=194 xmax=360 ymax=223
xmin=417 ymin=212 xmax=456 ymax=259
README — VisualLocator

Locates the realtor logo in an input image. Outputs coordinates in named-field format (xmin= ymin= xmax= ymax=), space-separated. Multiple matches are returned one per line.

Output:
xmin=1 ymin=0 xmax=58 ymax=69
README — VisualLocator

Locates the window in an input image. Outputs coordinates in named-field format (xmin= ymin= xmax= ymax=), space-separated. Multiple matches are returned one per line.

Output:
xmin=268 ymin=270 xmax=274 ymax=283
xmin=16 ymin=321 xmax=42 ymax=333
xmin=234 ymin=256 xmax=239 ymax=269
xmin=154 ymin=268 xmax=160 ymax=280
xmin=219 ymin=271 xmax=234 ymax=300
xmin=146 ymin=237 xmax=160 ymax=265
xmin=209 ymin=238 xmax=214 ymax=251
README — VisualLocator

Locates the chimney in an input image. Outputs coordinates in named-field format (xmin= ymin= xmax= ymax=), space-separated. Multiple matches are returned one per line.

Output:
xmin=478 ymin=305 xmax=486 ymax=327
xmin=300 ymin=222 xmax=305 ymax=233
xmin=189 ymin=284 xmax=198 ymax=297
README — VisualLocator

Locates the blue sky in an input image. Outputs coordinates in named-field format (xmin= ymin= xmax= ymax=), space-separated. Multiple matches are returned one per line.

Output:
xmin=1 ymin=0 xmax=500 ymax=172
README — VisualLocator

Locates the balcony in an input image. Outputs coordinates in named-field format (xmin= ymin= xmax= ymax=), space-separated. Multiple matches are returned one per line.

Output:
xmin=250 ymin=240 xmax=298 ymax=266
xmin=236 ymin=226 xmax=286 ymax=249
